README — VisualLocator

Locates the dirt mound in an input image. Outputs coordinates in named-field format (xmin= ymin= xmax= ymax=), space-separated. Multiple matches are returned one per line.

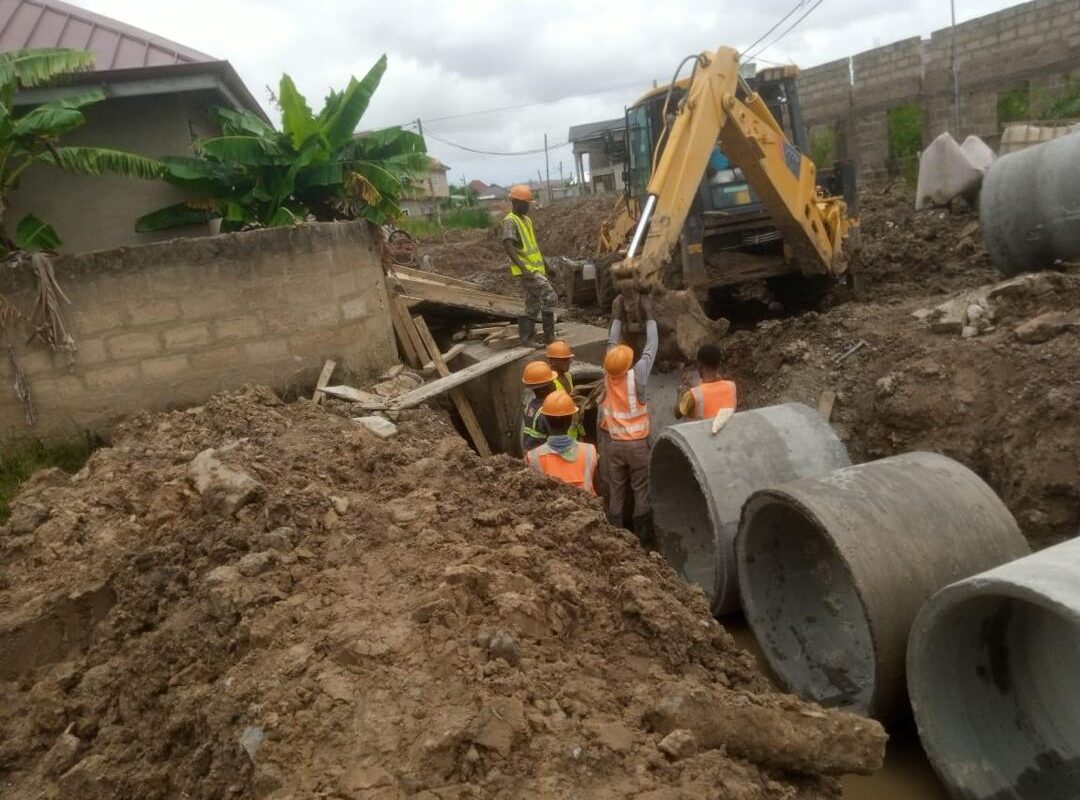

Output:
xmin=414 ymin=195 xmax=615 ymax=299
xmin=723 ymin=268 xmax=1080 ymax=549
xmin=531 ymin=194 xmax=614 ymax=259
xmin=0 ymin=387 xmax=883 ymax=799
xmin=851 ymin=181 xmax=998 ymax=302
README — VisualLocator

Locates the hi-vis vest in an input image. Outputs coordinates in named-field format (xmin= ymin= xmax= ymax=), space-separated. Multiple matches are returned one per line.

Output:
xmin=504 ymin=212 xmax=546 ymax=276
xmin=521 ymin=400 xmax=546 ymax=450
xmin=600 ymin=370 xmax=650 ymax=441
xmin=690 ymin=380 xmax=737 ymax=419
xmin=526 ymin=442 xmax=598 ymax=495
xmin=554 ymin=372 xmax=585 ymax=440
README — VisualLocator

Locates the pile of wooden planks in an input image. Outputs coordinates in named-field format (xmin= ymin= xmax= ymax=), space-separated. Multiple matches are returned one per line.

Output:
xmin=389 ymin=266 xmax=526 ymax=319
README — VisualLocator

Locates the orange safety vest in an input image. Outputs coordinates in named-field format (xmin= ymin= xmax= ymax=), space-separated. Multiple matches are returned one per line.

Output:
xmin=526 ymin=442 xmax=598 ymax=495
xmin=600 ymin=369 xmax=650 ymax=441
xmin=690 ymin=380 xmax=737 ymax=419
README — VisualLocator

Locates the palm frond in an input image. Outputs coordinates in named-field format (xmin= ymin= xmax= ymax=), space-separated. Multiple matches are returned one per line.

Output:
xmin=320 ymin=55 xmax=387 ymax=149
xmin=0 ymin=48 xmax=96 ymax=90
xmin=36 ymin=147 xmax=163 ymax=179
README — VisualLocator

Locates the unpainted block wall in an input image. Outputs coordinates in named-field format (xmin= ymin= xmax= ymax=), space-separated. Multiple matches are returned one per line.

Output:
xmin=0 ymin=221 xmax=396 ymax=440
xmin=800 ymin=0 xmax=1080 ymax=178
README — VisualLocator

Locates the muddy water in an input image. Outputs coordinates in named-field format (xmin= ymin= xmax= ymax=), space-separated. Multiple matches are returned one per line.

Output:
xmin=727 ymin=620 xmax=948 ymax=800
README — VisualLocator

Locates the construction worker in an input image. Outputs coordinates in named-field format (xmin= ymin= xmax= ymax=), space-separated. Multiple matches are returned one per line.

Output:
xmin=600 ymin=294 xmax=658 ymax=545
xmin=502 ymin=184 xmax=558 ymax=347
xmin=675 ymin=344 xmax=737 ymax=420
xmin=525 ymin=391 xmax=599 ymax=495
xmin=521 ymin=359 xmax=558 ymax=453
xmin=546 ymin=340 xmax=585 ymax=440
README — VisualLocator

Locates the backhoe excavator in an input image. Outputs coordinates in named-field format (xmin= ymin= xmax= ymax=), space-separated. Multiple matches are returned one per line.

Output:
xmin=600 ymin=47 xmax=859 ymax=358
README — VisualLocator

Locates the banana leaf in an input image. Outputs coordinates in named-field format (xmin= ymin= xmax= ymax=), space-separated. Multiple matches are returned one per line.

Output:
xmin=278 ymin=74 xmax=318 ymax=150
xmin=321 ymin=55 xmax=387 ymax=149
xmin=36 ymin=146 xmax=163 ymax=179
xmin=135 ymin=201 xmax=218 ymax=233
xmin=13 ymin=213 xmax=61 ymax=251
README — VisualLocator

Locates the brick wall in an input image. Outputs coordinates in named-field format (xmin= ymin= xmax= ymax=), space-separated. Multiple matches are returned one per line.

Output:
xmin=0 ymin=221 xmax=396 ymax=440
xmin=800 ymin=0 xmax=1080 ymax=178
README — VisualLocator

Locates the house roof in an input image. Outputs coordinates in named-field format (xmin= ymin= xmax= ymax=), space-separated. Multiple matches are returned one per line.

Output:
xmin=3 ymin=0 xmax=268 ymax=121
xmin=0 ymin=0 xmax=215 ymax=68
xmin=429 ymin=157 xmax=450 ymax=172
xmin=568 ymin=117 xmax=625 ymax=143
xmin=468 ymin=179 xmax=488 ymax=193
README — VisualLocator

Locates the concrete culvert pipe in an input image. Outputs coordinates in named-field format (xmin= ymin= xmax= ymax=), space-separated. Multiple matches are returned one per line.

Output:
xmin=908 ymin=536 xmax=1080 ymax=800
xmin=736 ymin=452 xmax=1030 ymax=719
xmin=980 ymin=131 xmax=1080 ymax=276
xmin=650 ymin=403 xmax=850 ymax=616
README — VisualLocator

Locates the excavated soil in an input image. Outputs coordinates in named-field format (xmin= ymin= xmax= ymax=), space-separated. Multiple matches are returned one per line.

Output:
xmin=414 ymin=195 xmax=614 ymax=297
xmin=417 ymin=182 xmax=1079 ymax=549
xmin=0 ymin=387 xmax=884 ymax=800
xmin=719 ymin=180 xmax=1080 ymax=549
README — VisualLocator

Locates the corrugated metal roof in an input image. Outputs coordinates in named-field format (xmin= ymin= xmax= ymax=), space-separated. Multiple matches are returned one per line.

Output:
xmin=0 ymin=0 xmax=215 ymax=69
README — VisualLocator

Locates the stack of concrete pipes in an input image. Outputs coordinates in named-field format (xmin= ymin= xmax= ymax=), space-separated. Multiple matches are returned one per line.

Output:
xmin=651 ymin=404 xmax=1078 ymax=800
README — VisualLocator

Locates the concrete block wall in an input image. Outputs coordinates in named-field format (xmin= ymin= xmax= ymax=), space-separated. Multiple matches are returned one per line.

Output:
xmin=798 ymin=0 xmax=1080 ymax=178
xmin=0 ymin=221 xmax=396 ymax=440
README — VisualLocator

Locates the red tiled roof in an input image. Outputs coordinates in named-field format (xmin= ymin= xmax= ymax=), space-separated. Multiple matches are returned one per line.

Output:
xmin=0 ymin=0 xmax=215 ymax=69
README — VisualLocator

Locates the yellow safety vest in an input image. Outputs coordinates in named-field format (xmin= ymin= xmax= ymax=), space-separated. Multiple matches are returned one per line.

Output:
xmin=504 ymin=212 xmax=546 ymax=276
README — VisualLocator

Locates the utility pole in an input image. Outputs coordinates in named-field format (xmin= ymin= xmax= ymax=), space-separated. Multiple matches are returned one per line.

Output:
xmin=416 ymin=117 xmax=441 ymax=225
xmin=543 ymin=133 xmax=552 ymax=205
xmin=950 ymin=0 xmax=961 ymax=135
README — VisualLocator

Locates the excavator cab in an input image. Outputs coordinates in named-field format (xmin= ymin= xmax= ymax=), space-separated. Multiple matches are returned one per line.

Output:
xmin=612 ymin=64 xmax=857 ymax=301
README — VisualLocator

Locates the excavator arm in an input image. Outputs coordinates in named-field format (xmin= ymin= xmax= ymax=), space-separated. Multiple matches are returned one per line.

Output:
xmin=612 ymin=47 xmax=854 ymax=291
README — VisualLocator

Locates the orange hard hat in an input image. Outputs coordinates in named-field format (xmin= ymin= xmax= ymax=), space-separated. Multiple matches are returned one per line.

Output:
xmin=604 ymin=344 xmax=634 ymax=376
xmin=546 ymin=340 xmax=573 ymax=359
xmin=541 ymin=390 xmax=578 ymax=417
xmin=509 ymin=184 xmax=533 ymax=202
xmin=522 ymin=360 xmax=557 ymax=386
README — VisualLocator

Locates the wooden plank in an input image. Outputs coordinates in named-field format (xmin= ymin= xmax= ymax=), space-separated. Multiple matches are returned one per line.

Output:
xmin=394 ymin=274 xmax=527 ymax=317
xmin=388 ymin=294 xmax=422 ymax=367
xmin=393 ymin=265 xmax=488 ymax=291
xmin=391 ymin=347 xmax=534 ymax=410
xmin=392 ymin=294 xmax=428 ymax=368
xmin=413 ymin=315 xmax=492 ymax=457
xmin=312 ymin=359 xmax=337 ymax=405
xmin=420 ymin=342 xmax=465 ymax=373
xmin=322 ymin=385 xmax=387 ymax=409
xmin=817 ymin=389 xmax=837 ymax=422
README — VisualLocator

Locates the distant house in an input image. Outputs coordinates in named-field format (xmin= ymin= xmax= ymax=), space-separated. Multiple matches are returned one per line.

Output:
xmin=4 ymin=0 xmax=268 ymax=253
xmin=476 ymin=183 xmax=509 ymax=210
xmin=569 ymin=117 xmax=627 ymax=194
xmin=401 ymin=157 xmax=450 ymax=217
xmin=467 ymin=179 xmax=489 ymax=194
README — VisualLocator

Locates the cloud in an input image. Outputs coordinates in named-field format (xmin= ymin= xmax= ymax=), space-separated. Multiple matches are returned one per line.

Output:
xmin=80 ymin=0 xmax=1020 ymax=184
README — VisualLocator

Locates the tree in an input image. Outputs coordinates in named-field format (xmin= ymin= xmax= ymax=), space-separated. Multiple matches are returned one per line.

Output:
xmin=0 ymin=48 xmax=163 ymax=255
xmin=136 ymin=55 xmax=429 ymax=233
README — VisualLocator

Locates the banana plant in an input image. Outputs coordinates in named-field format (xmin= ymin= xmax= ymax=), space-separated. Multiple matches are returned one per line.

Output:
xmin=0 ymin=48 xmax=163 ymax=255
xmin=136 ymin=55 xmax=430 ymax=234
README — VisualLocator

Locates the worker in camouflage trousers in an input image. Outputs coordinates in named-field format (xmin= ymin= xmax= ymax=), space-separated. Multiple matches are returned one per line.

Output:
xmin=502 ymin=184 xmax=558 ymax=346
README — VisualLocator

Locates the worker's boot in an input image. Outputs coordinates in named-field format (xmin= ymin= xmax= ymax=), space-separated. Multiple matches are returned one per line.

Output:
xmin=542 ymin=312 xmax=556 ymax=345
xmin=606 ymin=512 xmax=623 ymax=529
xmin=517 ymin=316 xmax=534 ymax=346
xmin=632 ymin=512 xmax=656 ymax=550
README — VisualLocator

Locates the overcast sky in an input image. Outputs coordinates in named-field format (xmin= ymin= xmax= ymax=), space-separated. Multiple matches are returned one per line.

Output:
xmin=81 ymin=0 xmax=1021 ymax=186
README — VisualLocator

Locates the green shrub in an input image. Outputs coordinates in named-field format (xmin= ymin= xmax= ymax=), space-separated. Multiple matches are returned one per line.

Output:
xmin=887 ymin=104 xmax=924 ymax=185
xmin=0 ymin=437 xmax=95 ymax=521
xmin=810 ymin=127 xmax=837 ymax=167
xmin=997 ymin=86 xmax=1030 ymax=127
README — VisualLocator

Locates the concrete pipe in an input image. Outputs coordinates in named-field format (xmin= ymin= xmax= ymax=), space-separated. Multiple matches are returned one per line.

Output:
xmin=980 ymin=130 xmax=1080 ymax=276
xmin=736 ymin=452 xmax=1030 ymax=719
xmin=908 ymin=537 xmax=1080 ymax=800
xmin=650 ymin=403 xmax=850 ymax=616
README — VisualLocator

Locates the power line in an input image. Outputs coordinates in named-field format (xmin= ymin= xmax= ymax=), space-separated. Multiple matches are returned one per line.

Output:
xmin=747 ymin=0 xmax=827 ymax=60
xmin=422 ymin=127 xmax=571 ymax=157
xmin=743 ymin=0 xmax=808 ymax=55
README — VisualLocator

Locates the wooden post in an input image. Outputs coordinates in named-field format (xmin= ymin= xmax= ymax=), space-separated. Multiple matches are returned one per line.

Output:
xmin=412 ymin=315 xmax=493 ymax=457
xmin=312 ymin=359 xmax=337 ymax=405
